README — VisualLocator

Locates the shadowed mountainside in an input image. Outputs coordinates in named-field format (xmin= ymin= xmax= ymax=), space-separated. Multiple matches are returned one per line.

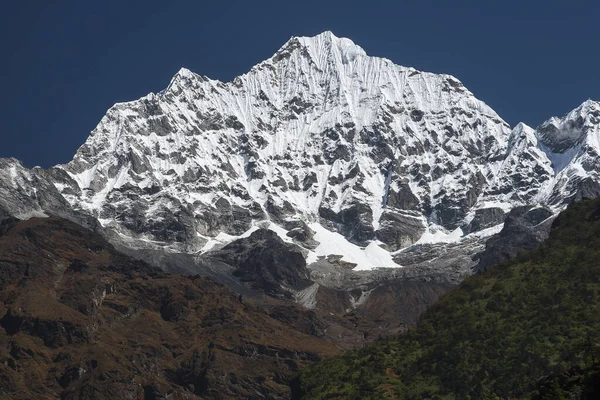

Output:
xmin=0 ymin=217 xmax=340 ymax=399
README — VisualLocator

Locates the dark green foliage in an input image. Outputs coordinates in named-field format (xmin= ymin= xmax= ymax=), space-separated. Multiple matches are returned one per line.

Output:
xmin=533 ymin=365 xmax=600 ymax=400
xmin=295 ymin=198 xmax=600 ymax=399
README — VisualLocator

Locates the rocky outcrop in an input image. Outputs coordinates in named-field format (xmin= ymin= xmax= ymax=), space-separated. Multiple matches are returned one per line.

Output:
xmin=463 ymin=207 xmax=505 ymax=234
xmin=209 ymin=229 xmax=312 ymax=298
xmin=318 ymin=203 xmax=374 ymax=246
xmin=475 ymin=205 xmax=554 ymax=271
xmin=376 ymin=211 xmax=426 ymax=250
xmin=283 ymin=220 xmax=319 ymax=249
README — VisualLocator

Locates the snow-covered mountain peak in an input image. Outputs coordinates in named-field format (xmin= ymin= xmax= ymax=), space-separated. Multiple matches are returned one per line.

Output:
xmin=30 ymin=33 xmax=598 ymax=272
xmin=513 ymin=121 xmax=533 ymax=132
xmin=50 ymin=33 xmax=518 ymax=257
xmin=173 ymin=67 xmax=195 ymax=79
xmin=275 ymin=31 xmax=366 ymax=61
xmin=506 ymin=122 xmax=536 ymax=150
xmin=576 ymin=99 xmax=600 ymax=114
xmin=294 ymin=31 xmax=367 ymax=62
xmin=166 ymin=67 xmax=200 ymax=87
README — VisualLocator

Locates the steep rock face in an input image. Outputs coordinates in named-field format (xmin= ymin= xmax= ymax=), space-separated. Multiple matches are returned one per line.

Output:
xmin=476 ymin=205 xmax=554 ymax=271
xmin=43 ymin=32 xmax=599 ymax=271
xmin=52 ymin=31 xmax=518 ymax=258
xmin=208 ymin=229 xmax=312 ymax=298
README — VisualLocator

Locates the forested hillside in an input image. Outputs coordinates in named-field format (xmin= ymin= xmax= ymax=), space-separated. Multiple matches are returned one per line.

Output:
xmin=294 ymin=198 xmax=600 ymax=399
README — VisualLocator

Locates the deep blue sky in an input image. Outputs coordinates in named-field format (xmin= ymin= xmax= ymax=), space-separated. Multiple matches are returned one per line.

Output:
xmin=2 ymin=0 xmax=599 ymax=168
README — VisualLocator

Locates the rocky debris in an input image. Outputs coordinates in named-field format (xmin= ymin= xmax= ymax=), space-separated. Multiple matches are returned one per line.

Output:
xmin=394 ymin=239 xmax=485 ymax=281
xmin=113 ymin=243 xmax=264 ymax=298
xmin=324 ymin=255 xmax=357 ymax=269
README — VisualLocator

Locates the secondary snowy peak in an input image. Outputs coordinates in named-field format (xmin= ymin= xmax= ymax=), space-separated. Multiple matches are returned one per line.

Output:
xmin=46 ymin=33 xmax=600 ymax=271
xmin=0 ymin=158 xmax=94 ymax=227
xmin=533 ymin=99 xmax=600 ymax=204
xmin=0 ymin=158 xmax=47 ymax=220
xmin=479 ymin=100 xmax=600 ymax=210
xmin=481 ymin=122 xmax=553 ymax=206
xmin=537 ymin=99 xmax=600 ymax=154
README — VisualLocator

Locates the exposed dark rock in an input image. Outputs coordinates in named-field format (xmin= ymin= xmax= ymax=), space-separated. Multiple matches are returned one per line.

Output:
xmin=573 ymin=177 xmax=600 ymax=202
xmin=194 ymin=199 xmax=260 ymax=237
xmin=463 ymin=207 xmax=505 ymax=234
xmin=210 ymin=229 xmax=312 ymax=298
xmin=476 ymin=205 xmax=554 ymax=271
xmin=225 ymin=115 xmax=245 ymax=130
xmin=302 ymin=172 xmax=318 ymax=191
xmin=265 ymin=196 xmax=295 ymax=223
xmin=410 ymin=109 xmax=424 ymax=122
xmin=376 ymin=211 xmax=425 ymax=250
xmin=319 ymin=203 xmax=374 ymax=245
xmin=283 ymin=220 xmax=319 ymax=250
xmin=433 ymin=197 xmax=468 ymax=230
xmin=386 ymin=183 xmax=420 ymax=211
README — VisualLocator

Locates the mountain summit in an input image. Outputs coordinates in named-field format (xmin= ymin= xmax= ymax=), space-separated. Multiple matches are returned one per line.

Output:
xmin=276 ymin=31 xmax=367 ymax=66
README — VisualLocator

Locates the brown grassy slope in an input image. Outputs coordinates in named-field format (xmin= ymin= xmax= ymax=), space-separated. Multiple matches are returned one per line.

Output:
xmin=0 ymin=217 xmax=339 ymax=399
